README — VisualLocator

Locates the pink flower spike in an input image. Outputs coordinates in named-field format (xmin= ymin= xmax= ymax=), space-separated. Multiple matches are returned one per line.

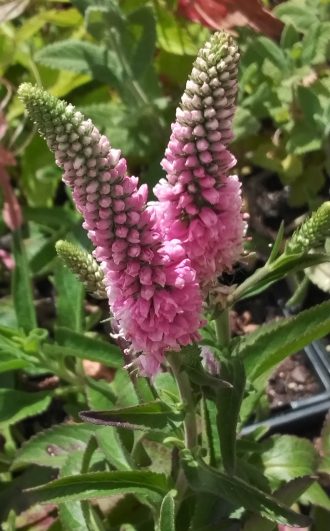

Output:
xmin=18 ymin=83 xmax=204 ymax=376
xmin=153 ymin=31 xmax=246 ymax=287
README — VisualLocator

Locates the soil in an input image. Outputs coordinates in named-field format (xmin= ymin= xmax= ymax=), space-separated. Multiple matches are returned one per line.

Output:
xmin=267 ymin=352 xmax=322 ymax=409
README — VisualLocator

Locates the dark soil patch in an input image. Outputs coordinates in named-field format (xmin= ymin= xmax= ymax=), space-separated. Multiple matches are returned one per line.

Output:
xmin=267 ymin=352 xmax=322 ymax=409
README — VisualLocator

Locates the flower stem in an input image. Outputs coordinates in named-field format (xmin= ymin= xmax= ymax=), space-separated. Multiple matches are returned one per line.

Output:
xmin=215 ymin=308 xmax=231 ymax=348
xmin=167 ymin=352 xmax=197 ymax=451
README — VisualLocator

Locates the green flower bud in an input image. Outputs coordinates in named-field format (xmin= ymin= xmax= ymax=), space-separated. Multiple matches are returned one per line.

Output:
xmin=55 ymin=240 xmax=107 ymax=299
xmin=286 ymin=202 xmax=330 ymax=254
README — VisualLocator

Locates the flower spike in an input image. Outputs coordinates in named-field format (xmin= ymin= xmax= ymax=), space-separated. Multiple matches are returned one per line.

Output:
xmin=19 ymin=83 xmax=203 ymax=375
xmin=153 ymin=31 xmax=246 ymax=286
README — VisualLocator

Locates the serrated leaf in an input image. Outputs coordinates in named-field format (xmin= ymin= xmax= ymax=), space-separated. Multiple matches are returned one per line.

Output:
xmin=53 ymin=326 xmax=123 ymax=368
xmin=258 ymin=435 xmax=318 ymax=484
xmin=27 ymin=470 xmax=169 ymax=504
xmin=182 ymin=457 xmax=311 ymax=527
xmin=35 ymin=40 xmax=123 ymax=87
xmin=244 ymin=476 xmax=315 ymax=531
xmin=216 ymin=357 xmax=246 ymax=474
xmin=158 ymin=491 xmax=176 ymax=531
xmin=12 ymin=423 xmax=95 ymax=470
xmin=238 ymin=300 xmax=330 ymax=381
xmin=0 ymin=389 xmax=51 ymax=429
xmin=80 ymin=400 xmax=183 ymax=431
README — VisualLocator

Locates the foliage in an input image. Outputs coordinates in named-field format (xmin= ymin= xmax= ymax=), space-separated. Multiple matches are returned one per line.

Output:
xmin=234 ymin=0 xmax=330 ymax=207
xmin=0 ymin=1 xmax=329 ymax=530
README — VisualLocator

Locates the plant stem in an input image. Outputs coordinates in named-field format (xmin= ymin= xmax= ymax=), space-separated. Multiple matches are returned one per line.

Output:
xmin=215 ymin=308 xmax=231 ymax=348
xmin=167 ymin=353 xmax=197 ymax=451
xmin=227 ymin=263 xmax=270 ymax=306
xmin=286 ymin=274 xmax=309 ymax=310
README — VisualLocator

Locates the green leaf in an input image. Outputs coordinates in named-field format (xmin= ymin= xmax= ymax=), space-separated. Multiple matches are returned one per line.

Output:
xmin=11 ymin=231 xmax=37 ymax=333
xmin=319 ymin=412 xmax=330 ymax=475
xmin=35 ymin=40 xmax=123 ymax=87
xmin=258 ymin=435 xmax=318 ymax=484
xmin=54 ymin=261 xmax=84 ymax=333
xmin=158 ymin=491 xmax=176 ymax=531
xmin=24 ymin=206 xmax=76 ymax=230
xmin=20 ymin=135 xmax=62 ymax=207
xmin=236 ymin=252 xmax=330 ymax=300
xmin=233 ymin=106 xmax=260 ymax=141
xmin=0 ymin=389 xmax=51 ymax=429
xmin=275 ymin=1 xmax=318 ymax=32
xmin=267 ymin=222 xmax=285 ymax=264
xmin=244 ymin=476 xmax=315 ymax=531
xmin=182 ymin=457 xmax=311 ymax=527
xmin=86 ymin=378 xmax=116 ymax=410
xmin=301 ymin=21 xmax=330 ymax=65
xmin=59 ymin=452 xmax=90 ymax=531
xmin=216 ymin=357 xmax=246 ymax=474
xmin=27 ymin=470 xmax=169 ymax=504
xmin=280 ymin=24 xmax=299 ymax=49
xmin=0 ymin=352 xmax=29 ymax=373
xmin=80 ymin=400 xmax=183 ymax=430
xmin=54 ymin=327 xmax=123 ymax=368
xmin=301 ymin=482 xmax=330 ymax=511
xmin=238 ymin=299 xmax=330 ymax=381
xmin=127 ymin=5 xmax=156 ymax=79
xmin=155 ymin=6 xmax=209 ymax=56
xmin=95 ymin=426 xmax=134 ymax=470
xmin=13 ymin=423 xmax=95 ymax=470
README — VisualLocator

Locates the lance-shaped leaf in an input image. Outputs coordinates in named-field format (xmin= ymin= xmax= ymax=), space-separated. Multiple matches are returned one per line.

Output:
xmin=237 ymin=299 xmax=330 ymax=382
xmin=158 ymin=491 xmax=176 ymax=531
xmin=79 ymin=400 xmax=183 ymax=431
xmin=0 ymin=389 xmax=51 ymax=429
xmin=182 ymin=456 xmax=311 ymax=527
xmin=26 ymin=470 xmax=169 ymax=504
xmin=243 ymin=476 xmax=315 ymax=531
xmin=12 ymin=423 xmax=95 ymax=470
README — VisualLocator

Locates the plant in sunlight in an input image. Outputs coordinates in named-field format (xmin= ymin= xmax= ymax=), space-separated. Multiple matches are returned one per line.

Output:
xmin=2 ymin=28 xmax=330 ymax=531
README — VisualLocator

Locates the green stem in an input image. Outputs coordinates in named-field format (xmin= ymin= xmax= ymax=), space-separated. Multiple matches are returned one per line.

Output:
xmin=286 ymin=274 xmax=309 ymax=310
xmin=167 ymin=353 xmax=197 ymax=451
xmin=227 ymin=263 xmax=270 ymax=306
xmin=215 ymin=309 xmax=231 ymax=348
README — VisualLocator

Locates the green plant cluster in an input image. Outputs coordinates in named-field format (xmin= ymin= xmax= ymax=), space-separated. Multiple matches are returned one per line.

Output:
xmin=234 ymin=0 xmax=330 ymax=206
xmin=0 ymin=1 xmax=330 ymax=530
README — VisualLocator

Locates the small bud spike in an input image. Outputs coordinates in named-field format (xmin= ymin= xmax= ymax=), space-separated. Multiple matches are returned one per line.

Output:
xmin=55 ymin=240 xmax=107 ymax=299
xmin=286 ymin=202 xmax=330 ymax=254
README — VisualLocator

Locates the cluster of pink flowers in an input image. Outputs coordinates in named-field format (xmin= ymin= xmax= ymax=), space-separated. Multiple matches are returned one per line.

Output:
xmin=153 ymin=31 xmax=245 ymax=287
xmin=18 ymin=31 xmax=245 ymax=375
xmin=19 ymin=84 xmax=202 ymax=375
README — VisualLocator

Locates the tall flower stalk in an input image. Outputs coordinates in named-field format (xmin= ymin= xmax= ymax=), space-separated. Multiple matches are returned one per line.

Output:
xmin=153 ymin=31 xmax=246 ymax=286
xmin=19 ymin=84 xmax=203 ymax=375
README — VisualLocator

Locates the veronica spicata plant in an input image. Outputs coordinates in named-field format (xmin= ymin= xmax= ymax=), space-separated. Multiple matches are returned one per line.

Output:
xmin=16 ymin=30 xmax=330 ymax=531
